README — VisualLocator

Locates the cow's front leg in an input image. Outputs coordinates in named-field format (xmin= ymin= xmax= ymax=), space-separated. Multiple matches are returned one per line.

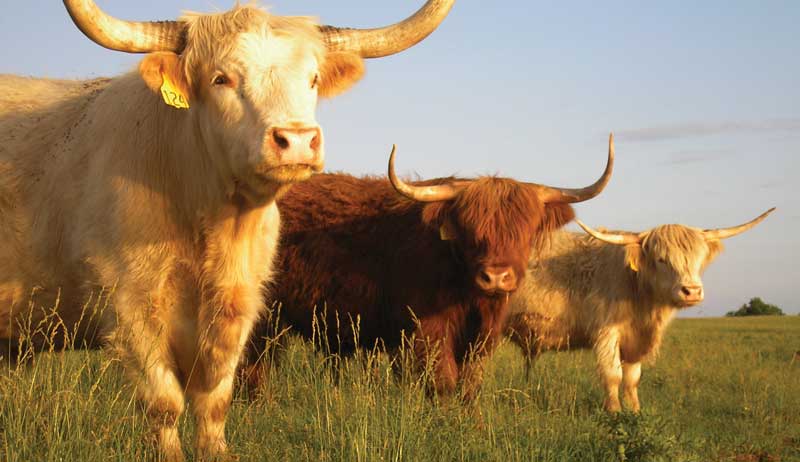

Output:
xmin=593 ymin=327 xmax=623 ymax=412
xmin=459 ymin=355 xmax=486 ymax=403
xmin=460 ymin=322 xmax=504 ymax=403
xmin=111 ymin=291 xmax=186 ymax=462
xmin=413 ymin=321 xmax=458 ymax=398
xmin=622 ymin=361 xmax=642 ymax=412
xmin=186 ymin=287 xmax=262 ymax=460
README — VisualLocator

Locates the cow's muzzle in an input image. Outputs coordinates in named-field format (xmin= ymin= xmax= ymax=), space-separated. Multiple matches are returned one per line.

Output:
xmin=675 ymin=284 xmax=704 ymax=307
xmin=476 ymin=266 xmax=517 ymax=294
xmin=262 ymin=125 xmax=324 ymax=182
xmin=270 ymin=125 xmax=322 ymax=160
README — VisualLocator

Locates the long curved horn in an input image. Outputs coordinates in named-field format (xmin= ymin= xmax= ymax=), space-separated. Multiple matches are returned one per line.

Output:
xmin=575 ymin=219 xmax=642 ymax=245
xmin=529 ymin=133 xmax=615 ymax=204
xmin=702 ymin=207 xmax=776 ymax=241
xmin=388 ymin=145 xmax=469 ymax=202
xmin=63 ymin=0 xmax=185 ymax=53
xmin=321 ymin=0 xmax=456 ymax=58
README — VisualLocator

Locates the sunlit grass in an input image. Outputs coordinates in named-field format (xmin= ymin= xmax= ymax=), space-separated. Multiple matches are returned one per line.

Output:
xmin=1 ymin=316 xmax=798 ymax=461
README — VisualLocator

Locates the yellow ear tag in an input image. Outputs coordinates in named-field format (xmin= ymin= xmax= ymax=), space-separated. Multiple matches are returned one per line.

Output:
xmin=624 ymin=245 xmax=641 ymax=273
xmin=160 ymin=73 xmax=189 ymax=109
xmin=439 ymin=224 xmax=455 ymax=241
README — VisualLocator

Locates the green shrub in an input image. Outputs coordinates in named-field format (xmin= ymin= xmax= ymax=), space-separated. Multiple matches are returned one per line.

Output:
xmin=725 ymin=297 xmax=784 ymax=317
xmin=598 ymin=411 xmax=701 ymax=462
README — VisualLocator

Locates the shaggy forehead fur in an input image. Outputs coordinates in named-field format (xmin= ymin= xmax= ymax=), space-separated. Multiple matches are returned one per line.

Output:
xmin=641 ymin=225 xmax=721 ymax=268
xmin=180 ymin=5 xmax=325 ymax=77
xmin=452 ymin=177 xmax=552 ymax=250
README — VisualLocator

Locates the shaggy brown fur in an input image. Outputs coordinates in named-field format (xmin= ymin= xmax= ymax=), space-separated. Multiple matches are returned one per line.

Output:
xmin=245 ymin=173 xmax=574 ymax=400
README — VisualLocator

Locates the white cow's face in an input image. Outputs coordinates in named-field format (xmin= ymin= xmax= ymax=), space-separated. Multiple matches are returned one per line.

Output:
xmin=139 ymin=12 xmax=364 ymax=203
xmin=630 ymin=226 xmax=723 ymax=308
xmin=198 ymin=29 xmax=325 ymax=198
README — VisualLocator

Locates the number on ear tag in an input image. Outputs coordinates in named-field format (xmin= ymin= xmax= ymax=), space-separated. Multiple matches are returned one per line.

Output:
xmin=160 ymin=73 xmax=189 ymax=109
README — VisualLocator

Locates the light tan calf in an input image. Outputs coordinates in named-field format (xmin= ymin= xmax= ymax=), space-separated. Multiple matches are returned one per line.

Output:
xmin=0 ymin=1 xmax=454 ymax=460
xmin=506 ymin=209 xmax=774 ymax=412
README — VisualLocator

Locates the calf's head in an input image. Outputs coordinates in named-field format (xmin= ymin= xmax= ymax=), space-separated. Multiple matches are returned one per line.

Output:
xmin=389 ymin=135 xmax=615 ymax=296
xmin=577 ymin=208 xmax=775 ymax=307
xmin=63 ymin=0 xmax=454 ymax=202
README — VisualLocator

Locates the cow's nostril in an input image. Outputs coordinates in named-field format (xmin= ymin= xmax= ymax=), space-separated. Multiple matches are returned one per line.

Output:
xmin=310 ymin=131 xmax=321 ymax=151
xmin=681 ymin=286 xmax=691 ymax=296
xmin=273 ymin=130 xmax=289 ymax=150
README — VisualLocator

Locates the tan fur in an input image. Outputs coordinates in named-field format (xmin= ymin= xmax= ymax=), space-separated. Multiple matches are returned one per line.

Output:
xmin=139 ymin=52 xmax=192 ymax=101
xmin=0 ymin=4 xmax=365 ymax=461
xmin=507 ymin=227 xmax=724 ymax=412
xmin=318 ymin=52 xmax=366 ymax=98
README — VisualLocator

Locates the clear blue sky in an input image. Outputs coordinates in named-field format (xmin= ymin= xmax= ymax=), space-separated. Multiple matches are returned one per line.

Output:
xmin=2 ymin=1 xmax=797 ymax=316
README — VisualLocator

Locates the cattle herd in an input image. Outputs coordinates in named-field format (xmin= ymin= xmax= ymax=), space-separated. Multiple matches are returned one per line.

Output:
xmin=0 ymin=1 xmax=774 ymax=461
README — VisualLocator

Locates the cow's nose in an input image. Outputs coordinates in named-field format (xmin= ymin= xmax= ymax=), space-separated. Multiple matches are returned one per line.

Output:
xmin=476 ymin=266 xmax=517 ymax=293
xmin=269 ymin=126 xmax=322 ymax=166
xmin=680 ymin=284 xmax=703 ymax=301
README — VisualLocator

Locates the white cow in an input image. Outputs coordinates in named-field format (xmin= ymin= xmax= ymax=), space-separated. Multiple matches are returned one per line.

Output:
xmin=0 ymin=1 xmax=454 ymax=459
xmin=506 ymin=209 xmax=774 ymax=412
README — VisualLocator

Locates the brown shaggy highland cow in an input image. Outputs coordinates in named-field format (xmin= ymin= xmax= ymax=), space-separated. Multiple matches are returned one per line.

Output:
xmin=245 ymin=140 xmax=614 ymax=399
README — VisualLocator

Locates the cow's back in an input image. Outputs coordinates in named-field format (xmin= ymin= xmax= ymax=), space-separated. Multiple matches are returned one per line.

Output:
xmin=508 ymin=231 xmax=631 ymax=349
xmin=260 ymin=174 xmax=443 ymax=353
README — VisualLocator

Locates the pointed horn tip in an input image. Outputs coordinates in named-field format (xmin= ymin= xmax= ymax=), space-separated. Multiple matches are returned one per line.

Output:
xmin=387 ymin=144 xmax=398 ymax=175
xmin=321 ymin=0 xmax=455 ymax=57
xmin=753 ymin=206 xmax=776 ymax=223
xmin=750 ymin=206 xmax=776 ymax=222
xmin=574 ymin=218 xmax=600 ymax=236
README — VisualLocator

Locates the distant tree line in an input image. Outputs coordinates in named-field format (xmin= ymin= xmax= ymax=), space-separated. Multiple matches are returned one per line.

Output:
xmin=726 ymin=297 xmax=784 ymax=317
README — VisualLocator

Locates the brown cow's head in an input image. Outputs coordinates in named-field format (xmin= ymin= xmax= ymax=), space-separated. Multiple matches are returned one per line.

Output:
xmin=63 ymin=0 xmax=454 ymax=203
xmin=389 ymin=136 xmax=615 ymax=297
xmin=577 ymin=208 xmax=775 ymax=307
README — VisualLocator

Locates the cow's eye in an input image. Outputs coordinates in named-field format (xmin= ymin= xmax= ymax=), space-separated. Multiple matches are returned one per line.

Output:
xmin=657 ymin=257 xmax=667 ymax=264
xmin=310 ymin=73 xmax=319 ymax=89
xmin=212 ymin=75 xmax=229 ymax=86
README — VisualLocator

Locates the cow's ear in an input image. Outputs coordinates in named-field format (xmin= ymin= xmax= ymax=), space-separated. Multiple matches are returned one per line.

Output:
xmin=704 ymin=239 xmax=724 ymax=266
xmin=421 ymin=201 xmax=457 ymax=240
xmin=318 ymin=52 xmax=365 ymax=99
xmin=625 ymin=244 xmax=642 ymax=273
xmin=542 ymin=203 xmax=575 ymax=232
xmin=139 ymin=52 xmax=191 ymax=109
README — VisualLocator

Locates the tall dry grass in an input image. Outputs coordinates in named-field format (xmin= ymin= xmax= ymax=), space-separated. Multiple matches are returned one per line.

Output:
xmin=1 ymin=312 xmax=798 ymax=461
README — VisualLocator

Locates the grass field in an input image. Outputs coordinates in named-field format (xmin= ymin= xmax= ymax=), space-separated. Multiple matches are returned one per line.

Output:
xmin=2 ymin=315 xmax=799 ymax=461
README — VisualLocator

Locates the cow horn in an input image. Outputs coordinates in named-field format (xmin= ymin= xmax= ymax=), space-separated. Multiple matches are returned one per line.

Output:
xmin=575 ymin=219 xmax=642 ymax=245
xmin=321 ymin=0 xmax=456 ymax=58
xmin=528 ymin=133 xmax=615 ymax=204
xmin=701 ymin=207 xmax=776 ymax=241
xmin=388 ymin=145 xmax=469 ymax=202
xmin=63 ymin=0 xmax=186 ymax=53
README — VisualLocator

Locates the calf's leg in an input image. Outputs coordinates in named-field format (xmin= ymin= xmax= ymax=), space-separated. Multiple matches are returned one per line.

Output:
xmin=622 ymin=361 xmax=642 ymax=412
xmin=506 ymin=314 xmax=539 ymax=380
xmin=593 ymin=327 xmax=623 ymax=412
